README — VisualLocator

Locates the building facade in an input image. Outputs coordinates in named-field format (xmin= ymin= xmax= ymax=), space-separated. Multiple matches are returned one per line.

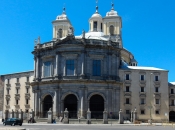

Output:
xmin=0 ymin=3 xmax=173 ymax=122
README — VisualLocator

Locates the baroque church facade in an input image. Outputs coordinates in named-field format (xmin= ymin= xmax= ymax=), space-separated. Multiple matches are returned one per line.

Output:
xmin=0 ymin=3 xmax=173 ymax=122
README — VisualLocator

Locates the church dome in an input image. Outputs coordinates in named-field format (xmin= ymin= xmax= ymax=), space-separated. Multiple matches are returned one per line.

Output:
xmin=90 ymin=6 xmax=102 ymax=20
xmin=106 ymin=3 xmax=118 ymax=17
xmin=56 ymin=7 xmax=68 ymax=20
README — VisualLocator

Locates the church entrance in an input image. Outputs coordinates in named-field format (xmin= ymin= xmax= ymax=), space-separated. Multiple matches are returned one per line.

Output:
xmin=43 ymin=95 xmax=53 ymax=118
xmin=169 ymin=111 xmax=175 ymax=122
xmin=64 ymin=94 xmax=77 ymax=118
xmin=90 ymin=95 xmax=104 ymax=119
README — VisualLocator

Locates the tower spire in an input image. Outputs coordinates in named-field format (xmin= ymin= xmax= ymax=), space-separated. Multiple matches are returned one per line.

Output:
xmin=96 ymin=0 xmax=98 ymax=13
xmin=63 ymin=3 xmax=66 ymax=14
xmin=111 ymin=0 xmax=114 ymax=10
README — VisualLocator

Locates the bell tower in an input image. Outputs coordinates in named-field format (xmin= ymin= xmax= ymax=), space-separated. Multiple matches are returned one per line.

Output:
xmin=103 ymin=3 xmax=122 ymax=36
xmin=89 ymin=2 xmax=103 ymax=32
xmin=52 ymin=7 xmax=72 ymax=40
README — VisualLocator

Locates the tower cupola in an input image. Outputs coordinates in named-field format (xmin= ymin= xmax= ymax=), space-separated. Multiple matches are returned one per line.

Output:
xmin=103 ymin=3 xmax=122 ymax=36
xmin=52 ymin=7 xmax=72 ymax=40
xmin=89 ymin=4 xmax=103 ymax=32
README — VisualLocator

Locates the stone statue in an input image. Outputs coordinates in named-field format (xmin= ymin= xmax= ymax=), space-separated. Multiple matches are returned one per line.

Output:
xmin=82 ymin=29 xmax=85 ymax=39
xmin=68 ymin=26 xmax=74 ymax=36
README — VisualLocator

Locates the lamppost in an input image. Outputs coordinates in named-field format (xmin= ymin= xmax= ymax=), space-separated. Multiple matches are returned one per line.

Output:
xmin=148 ymin=73 xmax=153 ymax=124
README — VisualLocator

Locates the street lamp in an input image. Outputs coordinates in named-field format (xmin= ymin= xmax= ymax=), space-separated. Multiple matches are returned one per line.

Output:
xmin=148 ymin=73 xmax=153 ymax=124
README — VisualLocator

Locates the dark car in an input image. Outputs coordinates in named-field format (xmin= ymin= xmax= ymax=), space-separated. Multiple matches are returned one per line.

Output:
xmin=3 ymin=118 xmax=22 ymax=126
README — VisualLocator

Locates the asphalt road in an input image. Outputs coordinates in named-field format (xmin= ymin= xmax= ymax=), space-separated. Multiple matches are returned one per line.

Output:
xmin=0 ymin=124 xmax=175 ymax=130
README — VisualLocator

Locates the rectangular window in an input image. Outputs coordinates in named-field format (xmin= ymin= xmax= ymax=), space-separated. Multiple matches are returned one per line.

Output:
xmin=6 ymin=100 xmax=9 ymax=105
xmin=16 ymin=89 xmax=19 ymax=94
xmin=66 ymin=60 xmax=75 ymax=76
xmin=26 ymin=88 xmax=29 ymax=93
xmin=7 ymin=89 xmax=9 ymax=95
xmin=126 ymin=110 xmax=130 ymax=114
xmin=140 ymin=75 xmax=144 ymax=81
xmin=171 ymin=100 xmax=174 ymax=106
xmin=171 ymin=89 xmax=174 ymax=94
xmin=141 ymin=87 xmax=144 ymax=92
xmin=126 ymin=98 xmax=130 ymax=104
xmin=155 ymin=110 xmax=159 ymax=114
xmin=155 ymin=99 xmax=160 ymax=104
xmin=140 ymin=98 xmax=145 ymax=104
xmin=17 ymin=78 xmax=19 ymax=83
xmin=155 ymin=76 xmax=159 ymax=81
xmin=26 ymin=99 xmax=28 ymax=104
xmin=26 ymin=77 xmax=29 ymax=82
xmin=93 ymin=60 xmax=101 ymax=76
xmin=16 ymin=100 xmax=18 ymax=105
xmin=7 ymin=79 xmax=10 ymax=84
xmin=155 ymin=87 xmax=159 ymax=92
xmin=44 ymin=61 xmax=51 ymax=77
xmin=126 ymin=74 xmax=130 ymax=80
xmin=141 ymin=110 xmax=145 ymax=115
xmin=93 ymin=21 xmax=97 ymax=31
xmin=126 ymin=86 xmax=130 ymax=92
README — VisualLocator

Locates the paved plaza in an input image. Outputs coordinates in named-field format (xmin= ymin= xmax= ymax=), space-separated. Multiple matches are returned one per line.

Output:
xmin=0 ymin=123 xmax=175 ymax=130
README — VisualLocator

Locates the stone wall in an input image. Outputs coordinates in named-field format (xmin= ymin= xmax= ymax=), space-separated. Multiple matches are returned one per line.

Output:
xmin=0 ymin=76 xmax=4 ymax=115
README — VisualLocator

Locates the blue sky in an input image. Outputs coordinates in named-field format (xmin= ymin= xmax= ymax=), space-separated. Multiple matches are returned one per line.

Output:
xmin=0 ymin=0 xmax=174 ymax=82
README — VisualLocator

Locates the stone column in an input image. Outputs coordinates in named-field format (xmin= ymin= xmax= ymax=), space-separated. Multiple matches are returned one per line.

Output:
xmin=108 ymin=53 xmax=112 ymax=79
xmin=79 ymin=87 xmax=85 ymax=118
xmin=34 ymin=91 xmax=39 ymax=119
xmin=130 ymin=111 xmax=133 ymax=123
xmin=63 ymin=60 xmax=66 ymax=76
xmin=103 ymin=109 xmax=108 ymax=124
xmin=133 ymin=109 xmax=137 ymax=123
xmin=29 ymin=109 xmax=34 ymax=119
xmin=80 ymin=52 xmax=85 ymax=79
xmin=63 ymin=108 xmax=69 ymax=124
xmin=19 ymin=109 xmax=23 ymax=120
xmin=53 ymin=91 xmax=57 ymax=119
xmin=36 ymin=56 xmax=40 ymax=80
xmin=34 ymin=57 xmax=36 ymax=80
xmin=86 ymin=108 xmax=91 ymax=124
xmin=47 ymin=109 xmax=53 ymax=123
xmin=55 ymin=54 xmax=59 ymax=77
xmin=41 ymin=63 xmax=44 ymax=78
xmin=10 ymin=109 xmax=14 ymax=118
xmin=119 ymin=109 xmax=123 ymax=124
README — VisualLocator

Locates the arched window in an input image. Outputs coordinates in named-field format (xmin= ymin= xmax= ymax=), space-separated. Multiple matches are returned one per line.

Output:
xmin=109 ymin=25 xmax=114 ymax=35
xmin=57 ymin=28 xmax=62 ymax=38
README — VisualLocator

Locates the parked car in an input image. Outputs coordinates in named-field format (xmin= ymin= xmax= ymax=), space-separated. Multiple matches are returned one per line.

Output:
xmin=3 ymin=118 xmax=22 ymax=126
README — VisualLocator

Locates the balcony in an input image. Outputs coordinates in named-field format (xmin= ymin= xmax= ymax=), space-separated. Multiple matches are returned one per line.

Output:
xmin=25 ymin=82 xmax=30 ymax=86
xmin=154 ymin=104 xmax=161 ymax=109
xmin=139 ymin=103 xmax=146 ymax=109
xmin=5 ymin=105 xmax=10 ymax=109
xmin=25 ymin=104 xmax=30 ymax=108
xmin=15 ymin=82 xmax=20 ymax=87
xmin=170 ymin=105 xmax=175 ymax=109
xmin=124 ymin=79 xmax=131 ymax=84
xmin=5 ymin=94 xmax=10 ymax=100
xmin=153 ymin=92 xmax=161 ymax=98
xmin=124 ymin=91 xmax=131 ymax=97
xmin=139 ymin=80 xmax=146 ymax=85
xmin=15 ymin=105 xmax=20 ymax=109
xmin=124 ymin=103 xmax=132 ymax=108
xmin=139 ymin=92 xmax=146 ymax=97
xmin=6 ymin=84 xmax=11 ymax=89
xmin=25 ymin=93 xmax=30 ymax=99
xmin=154 ymin=81 xmax=160 ymax=85
xmin=15 ymin=94 xmax=20 ymax=100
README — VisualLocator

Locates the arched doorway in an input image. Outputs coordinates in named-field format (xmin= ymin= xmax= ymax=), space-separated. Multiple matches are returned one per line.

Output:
xmin=64 ymin=94 xmax=77 ymax=118
xmin=90 ymin=94 xmax=104 ymax=119
xmin=169 ymin=111 xmax=175 ymax=122
xmin=43 ymin=95 xmax=53 ymax=118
